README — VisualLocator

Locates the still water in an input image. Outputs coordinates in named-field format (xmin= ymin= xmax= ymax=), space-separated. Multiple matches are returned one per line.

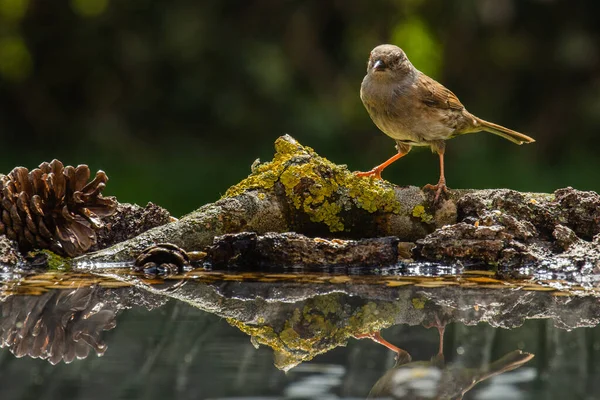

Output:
xmin=0 ymin=269 xmax=598 ymax=400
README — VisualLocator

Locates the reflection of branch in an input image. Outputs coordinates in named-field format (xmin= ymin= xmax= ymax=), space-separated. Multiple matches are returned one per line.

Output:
xmin=113 ymin=275 xmax=597 ymax=371
xmin=0 ymin=287 xmax=116 ymax=364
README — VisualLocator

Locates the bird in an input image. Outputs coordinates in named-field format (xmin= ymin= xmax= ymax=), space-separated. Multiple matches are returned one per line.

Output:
xmin=356 ymin=44 xmax=535 ymax=201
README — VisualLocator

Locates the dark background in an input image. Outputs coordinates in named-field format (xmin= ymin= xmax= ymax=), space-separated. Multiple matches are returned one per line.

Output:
xmin=0 ymin=0 xmax=598 ymax=216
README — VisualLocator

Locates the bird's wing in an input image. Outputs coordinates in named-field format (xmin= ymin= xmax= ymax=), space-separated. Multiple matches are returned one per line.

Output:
xmin=418 ymin=73 xmax=465 ymax=111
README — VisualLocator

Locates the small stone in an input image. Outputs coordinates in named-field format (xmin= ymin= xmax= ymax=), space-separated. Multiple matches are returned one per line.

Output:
xmin=397 ymin=242 xmax=415 ymax=261
xmin=553 ymin=224 xmax=580 ymax=251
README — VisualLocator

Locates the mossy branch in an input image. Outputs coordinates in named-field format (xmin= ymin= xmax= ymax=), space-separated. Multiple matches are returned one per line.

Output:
xmin=78 ymin=134 xmax=453 ymax=263
xmin=75 ymin=134 xmax=600 ymax=271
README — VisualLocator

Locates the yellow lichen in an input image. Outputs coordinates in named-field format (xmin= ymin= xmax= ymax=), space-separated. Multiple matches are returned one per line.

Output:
xmin=411 ymin=297 xmax=426 ymax=309
xmin=412 ymin=204 xmax=434 ymax=223
xmin=222 ymin=135 xmax=402 ymax=233
xmin=348 ymin=301 xmax=398 ymax=334
xmin=308 ymin=294 xmax=341 ymax=316
xmin=279 ymin=326 xmax=301 ymax=344
xmin=341 ymin=175 xmax=401 ymax=214
xmin=226 ymin=294 xmax=406 ymax=371
xmin=223 ymin=136 xmax=304 ymax=199
xmin=227 ymin=318 xmax=282 ymax=349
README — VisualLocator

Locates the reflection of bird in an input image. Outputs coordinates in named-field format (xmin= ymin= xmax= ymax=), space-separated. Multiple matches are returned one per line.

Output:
xmin=358 ymin=324 xmax=534 ymax=399
xmin=357 ymin=44 xmax=535 ymax=200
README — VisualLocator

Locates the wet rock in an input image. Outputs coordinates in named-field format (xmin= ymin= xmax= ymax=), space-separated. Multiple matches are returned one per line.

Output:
xmin=205 ymin=232 xmax=401 ymax=269
xmin=458 ymin=187 xmax=600 ymax=241
xmin=458 ymin=189 xmax=557 ymax=237
xmin=91 ymin=202 xmax=172 ymax=251
xmin=554 ymin=187 xmax=600 ymax=239
xmin=417 ymin=222 xmax=517 ymax=263
xmin=552 ymin=232 xmax=600 ymax=272
xmin=553 ymin=224 xmax=580 ymax=251
xmin=0 ymin=236 xmax=21 ymax=267
xmin=480 ymin=211 xmax=537 ymax=241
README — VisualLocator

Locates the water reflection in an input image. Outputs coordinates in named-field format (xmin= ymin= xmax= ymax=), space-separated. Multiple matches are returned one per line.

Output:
xmin=362 ymin=325 xmax=533 ymax=399
xmin=0 ymin=270 xmax=598 ymax=398
xmin=0 ymin=287 xmax=115 ymax=364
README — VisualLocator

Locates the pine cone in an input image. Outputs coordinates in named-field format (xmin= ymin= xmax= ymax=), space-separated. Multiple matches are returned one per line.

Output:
xmin=0 ymin=159 xmax=117 ymax=257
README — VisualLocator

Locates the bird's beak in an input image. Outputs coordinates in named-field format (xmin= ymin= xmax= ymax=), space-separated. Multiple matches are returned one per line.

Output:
xmin=373 ymin=59 xmax=385 ymax=71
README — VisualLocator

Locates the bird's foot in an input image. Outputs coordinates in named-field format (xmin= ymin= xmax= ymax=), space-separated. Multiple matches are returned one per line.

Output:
xmin=423 ymin=182 xmax=449 ymax=203
xmin=423 ymin=314 xmax=447 ymax=332
xmin=355 ymin=168 xmax=383 ymax=180
xmin=354 ymin=332 xmax=376 ymax=340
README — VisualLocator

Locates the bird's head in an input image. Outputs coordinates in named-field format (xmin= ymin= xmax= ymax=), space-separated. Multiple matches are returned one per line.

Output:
xmin=366 ymin=44 xmax=413 ymax=81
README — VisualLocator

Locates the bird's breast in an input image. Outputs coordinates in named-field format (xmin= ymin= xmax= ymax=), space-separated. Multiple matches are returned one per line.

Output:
xmin=361 ymin=77 xmax=454 ymax=145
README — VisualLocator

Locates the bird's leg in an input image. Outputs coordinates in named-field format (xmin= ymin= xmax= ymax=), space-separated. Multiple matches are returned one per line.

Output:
xmin=435 ymin=321 xmax=445 ymax=358
xmin=355 ymin=142 xmax=411 ymax=180
xmin=355 ymin=331 xmax=412 ymax=363
xmin=423 ymin=141 xmax=449 ymax=202
xmin=424 ymin=314 xmax=447 ymax=364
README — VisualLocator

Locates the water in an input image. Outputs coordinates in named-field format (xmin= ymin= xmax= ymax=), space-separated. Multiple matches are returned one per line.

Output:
xmin=0 ymin=269 xmax=599 ymax=399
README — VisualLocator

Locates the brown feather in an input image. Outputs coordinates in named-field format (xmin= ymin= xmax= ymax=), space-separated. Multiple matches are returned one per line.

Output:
xmin=418 ymin=74 xmax=464 ymax=111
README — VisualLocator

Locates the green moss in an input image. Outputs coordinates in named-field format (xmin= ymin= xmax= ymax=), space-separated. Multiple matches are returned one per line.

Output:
xmin=412 ymin=204 xmax=433 ymax=223
xmin=29 ymin=250 xmax=71 ymax=271
xmin=222 ymin=135 xmax=402 ymax=233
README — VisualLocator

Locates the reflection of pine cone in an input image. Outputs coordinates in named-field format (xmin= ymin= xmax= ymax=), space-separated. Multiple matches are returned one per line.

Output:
xmin=0 ymin=287 xmax=117 ymax=364
xmin=0 ymin=159 xmax=117 ymax=256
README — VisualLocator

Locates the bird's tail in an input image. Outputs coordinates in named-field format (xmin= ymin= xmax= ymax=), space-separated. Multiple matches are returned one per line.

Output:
xmin=473 ymin=350 xmax=534 ymax=384
xmin=476 ymin=117 xmax=535 ymax=145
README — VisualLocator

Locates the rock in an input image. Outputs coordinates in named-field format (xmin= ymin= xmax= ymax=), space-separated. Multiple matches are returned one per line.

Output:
xmin=205 ymin=232 xmax=401 ymax=269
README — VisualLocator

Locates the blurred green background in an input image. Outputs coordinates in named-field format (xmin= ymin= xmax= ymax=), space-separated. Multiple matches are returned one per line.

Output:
xmin=0 ymin=0 xmax=598 ymax=217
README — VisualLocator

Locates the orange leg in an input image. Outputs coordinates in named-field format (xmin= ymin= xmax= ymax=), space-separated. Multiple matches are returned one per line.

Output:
xmin=424 ymin=315 xmax=446 ymax=359
xmin=423 ymin=144 xmax=449 ymax=202
xmin=355 ymin=331 xmax=412 ymax=363
xmin=356 ymin=142 xmax=411 ymax=180
xmin=355 ymin=152 xmax=406 ymax=180
xmin=435 ymin=322 xmax=445 ymax=357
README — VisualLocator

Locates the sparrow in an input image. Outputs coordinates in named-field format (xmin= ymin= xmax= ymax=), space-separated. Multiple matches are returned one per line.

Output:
xmin=357 ymin=44 xmax=535 ymax=200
